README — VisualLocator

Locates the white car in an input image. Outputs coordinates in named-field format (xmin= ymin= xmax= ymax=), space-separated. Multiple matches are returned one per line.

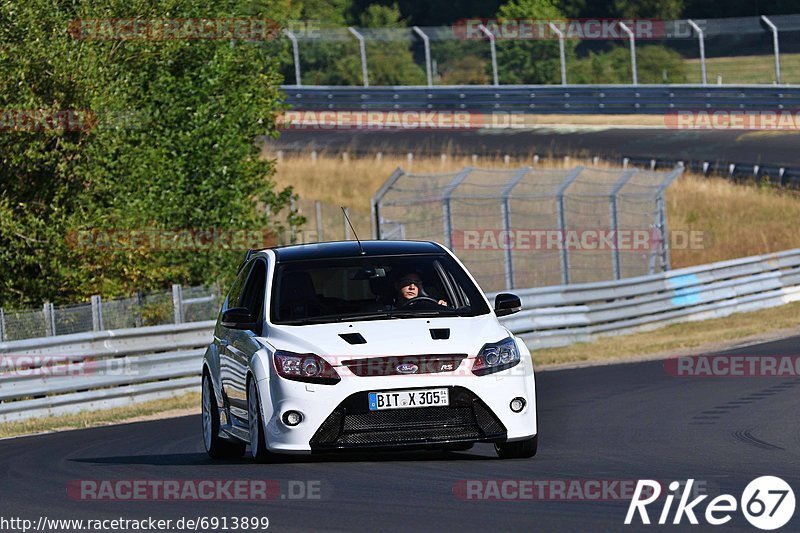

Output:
xmin=201 ymin=240 xmax=538 ymax=461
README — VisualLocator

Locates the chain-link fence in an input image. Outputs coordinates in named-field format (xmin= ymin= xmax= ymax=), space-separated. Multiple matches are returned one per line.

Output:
xmin=279 ymin=14 xmax=800 ymax=86
xmin=0 ymin=284 xmax=220 ymax=342
xmin=373 ymin=165 xmax=682 ymax=292
xmin=273 ymin=198 xmax=372 ymax=245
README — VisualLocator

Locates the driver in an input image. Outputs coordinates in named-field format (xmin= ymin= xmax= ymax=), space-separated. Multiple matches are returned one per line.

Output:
xmin=394 ymin=271 xmax=448 ymax=307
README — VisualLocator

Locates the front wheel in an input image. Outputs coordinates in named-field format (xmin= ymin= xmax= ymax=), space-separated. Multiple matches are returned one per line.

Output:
xmin=248 ymin=377 xmax=277 ymax=463
xmin=202 ymin=373 xmax=246 ymax=459
xmin=494 ymin=435 xmax=538 ymax=459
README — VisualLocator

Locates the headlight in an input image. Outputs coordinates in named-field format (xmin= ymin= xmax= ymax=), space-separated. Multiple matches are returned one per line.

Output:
xmin=273 ymin=350 xmax=340 ymax=385
xmin=471 ymin=338 xmax=520 ymax=376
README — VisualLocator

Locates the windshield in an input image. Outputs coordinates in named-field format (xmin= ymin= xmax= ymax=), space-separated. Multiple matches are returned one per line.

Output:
xmin=270 ymin=254 xmax=490 ymax=325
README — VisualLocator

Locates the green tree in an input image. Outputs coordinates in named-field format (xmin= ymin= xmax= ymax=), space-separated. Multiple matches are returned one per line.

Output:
xmin=275 ymin=0 xmax=365 ymax=86
xmin=494 ymin=0 xmax=576 ymax=84
xmin=359 ymin=4 xmax=425 ymax=85
xmin=0 ymin=0 xmax=299 ymax=307
xmin=612 ymin=0 xmax=685 ymax=20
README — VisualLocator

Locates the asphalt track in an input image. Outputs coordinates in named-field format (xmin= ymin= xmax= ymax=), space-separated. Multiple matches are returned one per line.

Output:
xmin=1 ymin=336 xmax=798 ymax=532
xmin=272 ymin=128 xmax=800 ymax=167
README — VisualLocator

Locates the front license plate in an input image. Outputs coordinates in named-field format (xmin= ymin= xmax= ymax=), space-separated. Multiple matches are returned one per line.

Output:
xmin=368 ymin=388 xmax=449 ymax=411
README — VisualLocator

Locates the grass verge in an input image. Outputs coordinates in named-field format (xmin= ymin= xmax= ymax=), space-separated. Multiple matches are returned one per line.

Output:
xmin=0 ymin=392 xmax=199 ymax=440
xmin=686 ymin=53 xmax=800 ymax=85
xmin=532 ymin=300 xmax=800 ymax=367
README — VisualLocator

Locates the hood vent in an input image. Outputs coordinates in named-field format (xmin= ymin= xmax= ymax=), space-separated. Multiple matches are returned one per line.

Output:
xmin=429 ymin=328 xmax=450 ymax=340
xmin=339 ymin=332 xmax=367 ymax=345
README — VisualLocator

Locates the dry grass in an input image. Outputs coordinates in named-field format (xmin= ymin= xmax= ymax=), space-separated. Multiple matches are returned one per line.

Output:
xmin=667 ymin=175 xmax=800 ymax=267
xmin=0 ymin=392 xmax=199 ymax=439
xmin=532 ymin=300 xmax=800 ymax=366
xmin=273 ymin=153 xmax=480 ymax=212
xmin=272 ymin=152 xmax=800 ymax=268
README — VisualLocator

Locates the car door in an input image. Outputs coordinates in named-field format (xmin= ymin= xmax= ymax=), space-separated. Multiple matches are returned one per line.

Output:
xmin=224 ymin=258 xmax=269 ymax=423
xmin=219 ymin=260 xmax=254 ymax=423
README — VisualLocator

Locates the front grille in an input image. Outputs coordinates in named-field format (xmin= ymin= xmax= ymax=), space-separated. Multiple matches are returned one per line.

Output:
xmin=310 ymin=386 xmax=506 ymax=450
xmin=341 ymin=354 xmax=467 ymax=376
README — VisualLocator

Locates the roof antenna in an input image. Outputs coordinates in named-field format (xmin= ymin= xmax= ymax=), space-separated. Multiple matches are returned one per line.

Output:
xmin=341 ymin=206 xmax=365 ymax=255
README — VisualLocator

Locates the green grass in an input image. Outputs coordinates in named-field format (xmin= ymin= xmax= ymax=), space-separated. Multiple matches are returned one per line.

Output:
xmin=685 ymin=53 xmax=800 ymax=85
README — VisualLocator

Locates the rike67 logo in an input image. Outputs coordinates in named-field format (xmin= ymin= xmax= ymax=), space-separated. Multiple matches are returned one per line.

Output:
xmin=626 ymin=477 xmax=795 ymax=530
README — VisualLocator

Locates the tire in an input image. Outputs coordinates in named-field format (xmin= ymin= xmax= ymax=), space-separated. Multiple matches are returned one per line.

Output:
xmin=202 ymin=372 xmax=246 ymax=459
xmin=494 ymin=435 xmax=538 ymax=459
xmin=248 ymin=377 xmax=277 ymax=463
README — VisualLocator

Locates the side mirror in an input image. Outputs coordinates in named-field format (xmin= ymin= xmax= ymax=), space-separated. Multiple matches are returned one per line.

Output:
xmin=222 ymin=307 xmax=258 ymax=331
xmin=494 ymin=293 xmax=522 ymax=317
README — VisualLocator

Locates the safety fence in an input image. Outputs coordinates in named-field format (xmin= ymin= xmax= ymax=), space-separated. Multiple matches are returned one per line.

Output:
xmin=373 ymin=165 xmax=682 ymax=291
xmin=0 ymin=321 xmax=213 ymax=422
xmin=278 ymin=15 xmax=800 ymax=87
xmin=2 ymin=247 xmax=798 ymax=422
xmin=282 ymin=85 xmax=800 ymax=114
xmin=289 ymin=198 xmax=371 ymax=244
xmin=0 ymin=284 xmax=220 ymax=343
xmin=499 ymin=248 xmax=800 ymax=349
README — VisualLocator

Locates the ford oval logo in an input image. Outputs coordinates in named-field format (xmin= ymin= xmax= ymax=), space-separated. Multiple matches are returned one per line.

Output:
xmin=396 ymin=363 xmax=419 ymax=374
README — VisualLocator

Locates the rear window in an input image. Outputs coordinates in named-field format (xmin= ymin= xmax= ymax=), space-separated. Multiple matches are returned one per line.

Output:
xmin=270 ymin=254 xmax=490 ymax=324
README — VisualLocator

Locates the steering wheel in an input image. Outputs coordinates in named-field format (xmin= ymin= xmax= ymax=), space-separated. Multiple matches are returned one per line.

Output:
xmin=398 ymin=296 xmax=441 ymax=308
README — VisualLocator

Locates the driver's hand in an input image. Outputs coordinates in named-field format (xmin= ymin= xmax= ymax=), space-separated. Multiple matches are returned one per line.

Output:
xmin=438 ymin=299 xmax=448 ymax=306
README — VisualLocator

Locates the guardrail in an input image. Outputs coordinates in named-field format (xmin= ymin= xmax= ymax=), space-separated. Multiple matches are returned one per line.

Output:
xmin=282 ymin=85 xmax=800 ymax=114
xmin=0 ymin=321 xmax=214 ymax=422
xmin=2 ymin=248 xmax=799 ymax=422
xmin=494 ymin=248 xmax=800 ymax=349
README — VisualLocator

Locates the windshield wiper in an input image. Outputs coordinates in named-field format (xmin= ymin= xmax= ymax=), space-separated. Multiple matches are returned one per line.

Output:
xmin=279 ymin=308 xmax=471 ymax=325
xmin=388 ymin=310 xmax=447 ymax=318
xmin=279 ymin=316 xmax=349 ymax=325
xmin=279 ymin=313 xmax=399 ymax=325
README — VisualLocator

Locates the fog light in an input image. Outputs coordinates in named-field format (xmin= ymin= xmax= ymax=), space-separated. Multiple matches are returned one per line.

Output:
xmin=282 ymin=410 xmax=303 ymax=426
xmin=510 ymin=397 xmax=526 ymax=413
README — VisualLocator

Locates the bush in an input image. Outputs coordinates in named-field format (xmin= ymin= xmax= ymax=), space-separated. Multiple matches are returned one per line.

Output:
xmin=0 ymin=0 xmax=300 ymax=308
xmin=570 ymin=45 xmax=688 ymax=84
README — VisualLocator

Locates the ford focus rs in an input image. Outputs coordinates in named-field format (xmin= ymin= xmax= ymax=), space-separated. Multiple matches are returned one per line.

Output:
xmin=201 ymin=240 xmax=538 ymax=461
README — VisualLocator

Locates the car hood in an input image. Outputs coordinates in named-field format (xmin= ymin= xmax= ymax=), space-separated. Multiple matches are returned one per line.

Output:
xmin=266 ymin=314 xmax=508 ymax=362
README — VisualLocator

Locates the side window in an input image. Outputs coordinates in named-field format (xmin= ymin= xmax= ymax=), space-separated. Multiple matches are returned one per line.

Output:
xmin=240 ymin=260 xmax=268 ymax=321
xmin=225 ymin=262 xmax=253 ymax=311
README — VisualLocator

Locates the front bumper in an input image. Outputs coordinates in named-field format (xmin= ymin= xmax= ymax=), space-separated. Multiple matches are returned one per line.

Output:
xmin=309 ymin=386 xmax=506 ymax=451
xmin=257 ymin=351 xmax=537 ymax=454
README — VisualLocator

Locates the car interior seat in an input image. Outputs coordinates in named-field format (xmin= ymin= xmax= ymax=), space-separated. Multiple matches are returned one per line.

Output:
xmin=278 ymin=271 xmax=322 ymax=320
